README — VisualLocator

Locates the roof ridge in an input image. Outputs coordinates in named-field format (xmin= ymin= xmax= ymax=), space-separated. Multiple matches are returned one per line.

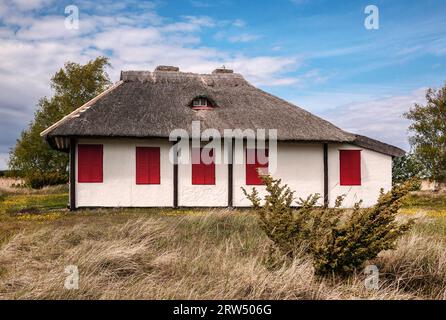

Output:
xmin=120 ymin=70 xmax=246 ymax=83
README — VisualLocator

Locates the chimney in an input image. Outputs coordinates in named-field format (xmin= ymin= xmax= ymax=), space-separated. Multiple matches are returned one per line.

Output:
xmin=155 ymin=65 xmax=179 ymax=72
xmin=212 ymin=66 xmax=233 ymax=74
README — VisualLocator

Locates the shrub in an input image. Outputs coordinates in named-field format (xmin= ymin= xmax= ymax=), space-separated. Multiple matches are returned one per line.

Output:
xmin=242 ymin=176 xmax=344 ymax=258
xmin=243 ymin=175 xmax=415 ymax=276
xmin=25 ymin=171 xmax=68 ymax=189
xmin=312 ymin=183 xmax=414 ymax=276
xmin=242 ymin=176 xmax=298 ymax=257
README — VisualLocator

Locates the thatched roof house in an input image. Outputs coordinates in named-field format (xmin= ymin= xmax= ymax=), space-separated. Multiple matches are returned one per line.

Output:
xmin=42 ymin=66 xmax=404 ymax=209
xmin=42 ymin=66 xmax=403 ymax=156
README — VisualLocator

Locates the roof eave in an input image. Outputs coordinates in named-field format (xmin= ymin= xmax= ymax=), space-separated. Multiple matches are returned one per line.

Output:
xmin=40 ymin=80 xmax=124 ymax=139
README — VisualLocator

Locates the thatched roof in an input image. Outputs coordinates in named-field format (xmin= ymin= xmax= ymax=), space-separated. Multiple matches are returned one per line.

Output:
xmin=41 ymin=66 xmax=404 ymax=157
xmin=353 ymin=134 xmax=404 ymax=157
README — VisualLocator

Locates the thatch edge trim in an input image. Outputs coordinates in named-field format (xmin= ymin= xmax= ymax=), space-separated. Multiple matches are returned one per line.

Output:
xmin=352 ymin=134 xmax=405 ymax=157
xmin=40 ymin=80 xmax=124 ymax=137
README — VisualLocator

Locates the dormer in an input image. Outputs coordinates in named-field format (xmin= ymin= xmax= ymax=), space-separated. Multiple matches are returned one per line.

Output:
xmin=191 ymin=96 xmax=214 ymax=110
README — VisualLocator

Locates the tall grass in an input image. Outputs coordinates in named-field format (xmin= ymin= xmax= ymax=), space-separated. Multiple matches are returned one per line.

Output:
xmin=1 ymin=211 xmax=444 ymax=299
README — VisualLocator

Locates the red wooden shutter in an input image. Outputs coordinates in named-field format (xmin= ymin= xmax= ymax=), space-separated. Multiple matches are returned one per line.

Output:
xmin=192 ymin=148 xmax=204 ymax=185
xmin=136 ymin=147 xmax=160 ymax=184
xmin=78 ymin=144 xmax=103 ymax=183
xmin=246 ymin=149 xmax=268 ymax=185
xmin=192 ymin=148 xmax=215 ymax=185
xmin=340 ymin=150 xmax=361 ymax=186
xmin=204 ymin=149 xmax=215 ymax=185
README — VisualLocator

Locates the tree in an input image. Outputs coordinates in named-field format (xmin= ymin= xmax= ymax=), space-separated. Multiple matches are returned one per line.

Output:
xmin=9 ymin=57 xmax=111 ymax=188
xmin=392 ymin=152 xmax=423 ymax=185
xmin=404 ymin=84 xmax=446 ymax=183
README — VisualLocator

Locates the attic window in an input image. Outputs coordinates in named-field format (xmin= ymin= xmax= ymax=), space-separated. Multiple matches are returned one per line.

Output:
xmin=191 ymin=97 xmax=213 ymax=110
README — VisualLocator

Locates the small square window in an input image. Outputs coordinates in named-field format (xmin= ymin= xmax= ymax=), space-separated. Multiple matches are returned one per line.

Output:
xmin=193 ymin=98 xmax=208 ymax=107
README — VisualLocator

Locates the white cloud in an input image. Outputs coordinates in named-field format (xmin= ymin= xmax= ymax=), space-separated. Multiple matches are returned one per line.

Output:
xmin=232 ymin=19 xmax=246 ymax=28
xmin=10 ymin=0 xmax=54 ymax=11
xmin=427 ymin=37 xmax=446 ymax=56
xmin=0 ymin=6 xmax=304 ymax=171
xmin=228 ymin=33 xmax=260 ymax=43
xmin=161 ymin=16 xmax=215 ymax=33
xmin=181 ymin=15 xmax=215 ymax=27
xmin=0 ymin=153 xmax=9 ymax=170
xmin=16 ymin=15 xmax=97 ymax=40
xmin=93 ymin=27 xmax=162 ymax=49
xmin=320 ymin=88 xmax=428 ymax=150
xmin=297 ymin=69 xmax=330 ymax=85
xmin=223 ymin=56 xmax=301 ymax=86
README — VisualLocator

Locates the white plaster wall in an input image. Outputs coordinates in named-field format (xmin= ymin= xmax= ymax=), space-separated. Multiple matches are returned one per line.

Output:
xmin=75 ymin=138 xmax=173 ymax=207
xmin=178 ymin=144 xmax=228 ymax=207
xmin=327 ymin=144 xmax=392 ymax=208
xmin=74 ymin=139 xmax=392 ymax=208
xmin=233 ymin=142 xmax=325 ymax=206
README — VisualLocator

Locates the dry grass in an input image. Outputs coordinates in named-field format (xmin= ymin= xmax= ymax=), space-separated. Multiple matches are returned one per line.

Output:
xmin=378 ymin=234 xmax=446 ymax=299
xmin=0 ymin=188 xmax=445 ymax=300
xmin=0 ymin=180 xmax=68 ymax=196
xmin=0 ymin=177 xmax=24 ymax=190
xmin=0 ymin=209 xmax=443 ymax=300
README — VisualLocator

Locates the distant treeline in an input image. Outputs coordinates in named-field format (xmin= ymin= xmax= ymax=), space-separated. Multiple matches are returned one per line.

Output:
xmin=0 ymin=170 xmax=15 ymax=178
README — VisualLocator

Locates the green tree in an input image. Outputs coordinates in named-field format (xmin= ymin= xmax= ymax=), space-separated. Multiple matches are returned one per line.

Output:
xmin=9 ymin=57 xmax=111 ymax=188
xmin=404 ymin=84 xmax=446 ymax=183
xmin=392 ymin=152 xmax=423 ymax=185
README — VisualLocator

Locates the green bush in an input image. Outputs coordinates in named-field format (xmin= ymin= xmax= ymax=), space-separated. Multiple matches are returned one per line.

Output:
xmin=312 ymin=184 xmax=414 ymax=276
xmin=25 ymin=171 xmax=68 ymax=189
xmin=243 ymin=175 xmax=300 ymax=257
xmin=242 ymin=176 xmax=344 ymax=257
xmin=243 ymin=175 xmax=415 ymax=276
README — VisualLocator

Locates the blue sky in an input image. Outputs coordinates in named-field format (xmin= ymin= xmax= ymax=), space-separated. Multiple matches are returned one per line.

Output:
xmin=0 ymin=0 xmax=445 ymax=169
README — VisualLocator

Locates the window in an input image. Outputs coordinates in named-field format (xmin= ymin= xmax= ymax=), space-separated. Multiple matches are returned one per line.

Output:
xmin=192 ymin=148 xmax=215 ymax=185
xmin=340 ymin=150 xmax=361 ymax=186
xmin=136 ymin=147 xmax=160 ymax=184
xmin=246 ymin=149 xmax=268 ymax=185
xmin=191 ymin=97 xmax=213 ymax=110
xmin=78 ymin=144 xmax=103 ymax=183
xmin=193 ymin=98 xmax=208 ymax=107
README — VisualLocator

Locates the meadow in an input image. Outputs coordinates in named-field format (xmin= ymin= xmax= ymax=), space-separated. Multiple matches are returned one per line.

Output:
xmin=0 ymin=181 xmax=445 ymax=300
